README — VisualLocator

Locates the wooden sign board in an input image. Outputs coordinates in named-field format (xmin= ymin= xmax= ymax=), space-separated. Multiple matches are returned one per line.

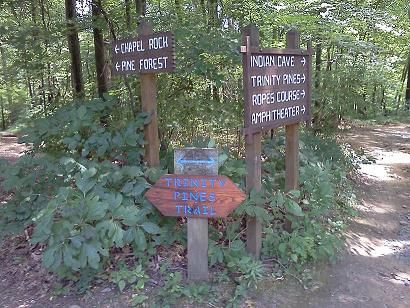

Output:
xmin=111 ymin=31 xmax=175 ymax=75
xmin=145 ymin=174 xmax=246 ymax=218
xmin=242 ymin=46 xmax=312 ymax=133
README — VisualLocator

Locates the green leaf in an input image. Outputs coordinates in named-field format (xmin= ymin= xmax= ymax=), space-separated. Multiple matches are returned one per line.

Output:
xmin=43 ymin=246 xmax=57 ymax=268
xmin=288 ymin=189 xmax=301 ymax=198
xmin=285 ymin=200 xmax=304 ymax=217
xmin=132 ymin=294 xmax=148 ymax=305
xmin=63 ymin=244 xmax=81 ymax=270
xmin=112 ymin=223 xmax=125 ymax=247
xmin=86 ymin=197 xmax=108 ymax=221
xmin=118 ymin=280 xmax=126 ymax=292
xmin=82 ymin=167 xmax=97 ymax=178
xmin=75 ymin=176 xmax=96 ymax=196
xmin=141 ymin=222 xmax=161 ymax=234
xmin=77 ymin=105 xmax=87 ymax=119
xmin=134 ymin=228 xmax=147 ymax=251
xmin=278 ymin=243 xmax=287 ymax=254
xmin=83 ymin=243 xmax=100 ymax=269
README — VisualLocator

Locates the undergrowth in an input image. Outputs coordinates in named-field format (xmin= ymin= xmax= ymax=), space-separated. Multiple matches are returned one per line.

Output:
xmin=0 ymin=96 xmax=357 ymax=306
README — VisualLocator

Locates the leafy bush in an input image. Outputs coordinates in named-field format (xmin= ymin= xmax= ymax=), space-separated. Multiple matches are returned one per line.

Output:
xmin=0 ymin=96 xmax=169 ymax=280
xmin=0 ymin=96 xmax=356 ymax=303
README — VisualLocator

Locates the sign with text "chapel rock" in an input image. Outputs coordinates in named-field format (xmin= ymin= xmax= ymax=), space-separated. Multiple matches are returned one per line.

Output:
xmin=111 ymin=31 xmax=175 ymax=75
xmin=145 ymin=175 xmax=246 ymax=218
xmin=242 ymin=47 xmax=312 ymax=132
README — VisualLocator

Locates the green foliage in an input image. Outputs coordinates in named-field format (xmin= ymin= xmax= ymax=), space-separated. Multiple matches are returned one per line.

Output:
xmin=0 ymin=97 xmax=168 ymax=281
xmin=110 ymin=263 xmax=148 ymax=292
xmin=156 ymin=272 xmax=184 ymax=306
xmin=260 ymin=132 xmax=355 ymax=266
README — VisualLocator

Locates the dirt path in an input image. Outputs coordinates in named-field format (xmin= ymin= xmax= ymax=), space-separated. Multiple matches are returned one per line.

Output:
xmin=256 ymin=123 xmax=410 ymax=308
xmin=306 ymin=124 xmax=410 ymax=307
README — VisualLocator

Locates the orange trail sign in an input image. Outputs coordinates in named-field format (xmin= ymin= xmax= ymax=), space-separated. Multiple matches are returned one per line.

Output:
xmin=145 ymin=175 xmax=246 ymax=218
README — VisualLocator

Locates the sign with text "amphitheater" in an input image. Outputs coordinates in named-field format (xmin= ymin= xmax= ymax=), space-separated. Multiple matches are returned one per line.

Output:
xmin=241 ymin=47 xmax=312 ymax=132
xmin=111 ymin=31 xmax=175 ymax=75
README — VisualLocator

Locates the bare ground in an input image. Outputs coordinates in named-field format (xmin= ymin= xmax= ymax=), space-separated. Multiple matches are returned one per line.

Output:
xmin=252 ymin=123 xmax=410 ymax=308
xmin=0 ymin=123 xmax=410 ymax=307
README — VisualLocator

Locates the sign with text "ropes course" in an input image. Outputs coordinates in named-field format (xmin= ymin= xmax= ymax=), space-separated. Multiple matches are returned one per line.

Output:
xmin=241 ymin=46 xmax=312 ymax=132
xmin=111 ymin=31 xmax=175 ymax=75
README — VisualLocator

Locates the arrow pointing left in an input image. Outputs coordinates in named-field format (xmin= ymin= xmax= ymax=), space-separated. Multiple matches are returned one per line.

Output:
xmin=114 ymin=44 xmax=119 ymax=54
xmin=115 ymin=62 xmax=120 ymax=71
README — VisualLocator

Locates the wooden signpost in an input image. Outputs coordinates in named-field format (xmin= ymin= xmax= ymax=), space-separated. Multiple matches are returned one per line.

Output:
xmin=111 ymin=21 xmax=176 ymax=168
xmin=241 ymin=26 xmax=312 ymax=257
xmin=145 ymin=148 xmax=246 ymax=280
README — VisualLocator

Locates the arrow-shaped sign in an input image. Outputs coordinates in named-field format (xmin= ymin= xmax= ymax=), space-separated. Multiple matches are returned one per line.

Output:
xmin=114 ymin=44 xmax=119 ymax=54
xmin=176 ymin=157 xmax=217 ymax=165
xmin=115 ymin=62 xmax=120 ymax=71
xmin=301 ymin=105 xmax=306 ymax=114
xmin=301 ymin=57 xmax=306 ymax=66
xmin=301 ymin=73 xmax=306 ymax=83
xmin=301 ymin=89 xmax=306 ymax=98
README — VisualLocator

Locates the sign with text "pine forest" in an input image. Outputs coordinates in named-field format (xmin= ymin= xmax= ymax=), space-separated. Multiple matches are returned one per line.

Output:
xmin=241 ymin=46 xmax=312 ymax=132
xmin=145 ymin=175 xmax=246 ymax=218
xmin=111 ymin=31 xmax=175 ymax=75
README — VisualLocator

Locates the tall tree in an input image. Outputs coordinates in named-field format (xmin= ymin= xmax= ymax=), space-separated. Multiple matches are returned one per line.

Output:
xmin=65 ymin=0 xmax=84 ymax=98
xmin=92 ymin=0 xmax=108 ymax=97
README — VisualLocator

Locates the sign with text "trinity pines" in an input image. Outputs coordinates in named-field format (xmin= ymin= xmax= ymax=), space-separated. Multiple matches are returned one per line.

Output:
xmin=111 ymin=31 xmax=175 ymax=75
xmin=242 ymin=47 xmax=312 ymax=132
xmin=145 ymin=175 xmax=246 ymax=218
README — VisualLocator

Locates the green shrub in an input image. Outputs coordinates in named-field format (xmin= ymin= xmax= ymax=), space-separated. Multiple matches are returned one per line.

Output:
xmin=0 ymin=96 xmax=169 ymax=280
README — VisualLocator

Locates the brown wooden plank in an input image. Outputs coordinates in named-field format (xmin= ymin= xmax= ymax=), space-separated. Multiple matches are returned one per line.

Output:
xmin=138 ymin=21 xmax=160 ymax=168
xmin=174 ymin=148 xmax=219 ymax=281
xmin=242 ymin=25 xmax=262 ymax=259
xmin=284 ymin=30 xmax=301 ymax=232
xmin=187 ymin=217 xmax=208 ymax=281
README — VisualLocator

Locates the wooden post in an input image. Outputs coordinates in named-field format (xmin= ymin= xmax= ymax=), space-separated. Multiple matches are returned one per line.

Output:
xmin=284 ymin=30 xmax=300 ymax=230
xmin=242 ymin=25 xmax=262 ymax=259
xmin=138 ymin=21 xmax=160 ymax=167
xmin=174 ymin=148 xmax=218 ymax=281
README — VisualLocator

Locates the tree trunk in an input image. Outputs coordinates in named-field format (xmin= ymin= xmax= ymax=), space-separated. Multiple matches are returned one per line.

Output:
xmin=381 ymin=87 xmax=387 ymax=115
xmin=135 ymin=0 xmax=146 ymax=19
xmin=125 ymin=0 xmax=132 ymax=29
xmin=0 ymin=47 xmax=12 ymax=129
xmin=65 ymin=0 xmax=84 ymax=98
xmin=208 ymin=0 xmax=218 ymax=26
xmin=405 ymin=54 xmax=410 ymax=110
xmin=313 ymin=43 xmax=322 ymax=128
xmin=1 ymin=99 xmax=5 ymax=130
xmin=92 ymin=0 xmax=108 ymax=97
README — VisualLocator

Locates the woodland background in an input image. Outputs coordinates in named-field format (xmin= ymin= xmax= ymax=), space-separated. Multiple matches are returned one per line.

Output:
xmin=0 ymin=0 xmax=409 ymax=305
xmin=1 ymin=0 xmax=409 ymax=139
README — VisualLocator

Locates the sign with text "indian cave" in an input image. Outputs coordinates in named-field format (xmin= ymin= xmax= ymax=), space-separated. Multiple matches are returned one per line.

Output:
xmin=242 ymin=47 xmax=312 ymax=132
xmin=145 ymin=175 xmax=246 ymax=218
xmin=111 ymin=31 xmax=175 ymax=75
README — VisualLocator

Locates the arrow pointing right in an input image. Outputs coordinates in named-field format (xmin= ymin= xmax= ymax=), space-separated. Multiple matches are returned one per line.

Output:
xmin=301 ymin=105 xmax=306 ymax=114
xmin=301 ymin=57 xmax=306 ymax=66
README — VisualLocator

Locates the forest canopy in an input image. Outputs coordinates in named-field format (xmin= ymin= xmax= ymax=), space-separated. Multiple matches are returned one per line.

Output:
xmin=0 ymin=0 xmax=409 ymax=137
